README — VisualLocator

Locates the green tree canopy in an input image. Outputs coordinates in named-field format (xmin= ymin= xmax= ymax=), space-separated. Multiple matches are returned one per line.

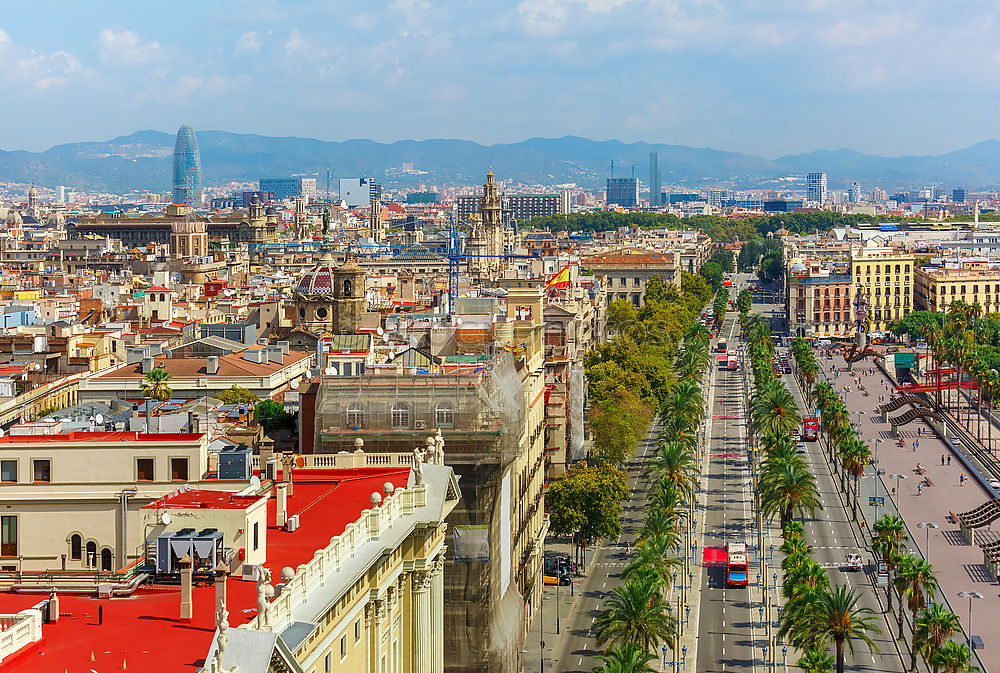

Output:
xmin=218 ymin=386 xmax=260 ymax=405
xmin=546 ymin=463 xmax=629 ymax=540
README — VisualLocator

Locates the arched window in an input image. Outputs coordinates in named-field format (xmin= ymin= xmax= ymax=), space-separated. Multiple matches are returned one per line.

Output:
xmin=895 ymin=264 xmax=900 ymax=274
xmin=344 ymin=279 xmax=353 ymax=297
xmin=159 ymin=293 xmax=166 ymax=302
xmin=436 ymin=402 xmax=454 ymax=428
xmin=347 ymin=402 xmax=365 ymax=429
xmin=390 ymin=402 xmax=410 ymax=430
xmin=70 ymin=534 xmax=82 ymax=560
xmin=100 ymin=548 xmax=113 ymax=571
xmin=86 ymin=541 xmax=97 ymax=568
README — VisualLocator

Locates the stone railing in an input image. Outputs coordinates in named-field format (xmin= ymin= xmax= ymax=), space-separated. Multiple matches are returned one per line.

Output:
xmin=251 ymin=450 xmax=415 ymax=471
xmin=244 ymin=482 xmax=428 ymax=636
xmin=0 ymin=608 xmax=42 ymax=664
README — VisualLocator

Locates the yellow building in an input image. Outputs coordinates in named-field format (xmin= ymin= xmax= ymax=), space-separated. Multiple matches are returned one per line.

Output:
xmin=849 ymin=240 xmax=916 ymax=332
xmin=914 ymin=261 xmax=1000 ymax=313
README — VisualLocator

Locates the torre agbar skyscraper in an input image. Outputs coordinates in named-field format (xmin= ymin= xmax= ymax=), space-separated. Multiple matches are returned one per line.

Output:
xmin=172 ymin=124 xmax=202 ymax=206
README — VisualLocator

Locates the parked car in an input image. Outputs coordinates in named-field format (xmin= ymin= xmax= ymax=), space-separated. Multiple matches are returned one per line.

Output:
xmin=987 ymin=477 xmax=1000 ymax=491
xmin=796 ymin=442 xmax=807 ymax=454
xmin=845 ymin=553 xmax=864 ymax=572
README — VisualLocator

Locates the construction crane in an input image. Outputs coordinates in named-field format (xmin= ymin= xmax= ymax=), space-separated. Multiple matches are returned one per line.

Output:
xmin=247 ymin=215 xmax=536 ymax=312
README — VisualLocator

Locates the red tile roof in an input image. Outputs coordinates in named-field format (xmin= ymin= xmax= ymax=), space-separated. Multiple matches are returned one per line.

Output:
xmin=142 ymin=490 xmax=266 ymax=511
xmin=0 ymin=431 xmax=204 ymax=444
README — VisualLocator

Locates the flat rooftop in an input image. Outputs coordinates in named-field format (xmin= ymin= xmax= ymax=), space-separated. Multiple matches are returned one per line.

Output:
xmin=0 ymin=466 xmax=410 ymax=673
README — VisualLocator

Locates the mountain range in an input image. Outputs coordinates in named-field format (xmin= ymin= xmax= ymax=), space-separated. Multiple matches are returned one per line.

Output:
xmin=4 ymin=130 xmax=1000 ymax=194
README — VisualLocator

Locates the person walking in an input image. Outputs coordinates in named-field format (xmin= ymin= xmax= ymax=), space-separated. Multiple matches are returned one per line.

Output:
xmin=947 ymin=455 xmax=952 ymax=466
xmin=960 ymin=473 xmax=966 ymax=486
xmin=941 ymin=454 xmax=946 ymax=466
xmin=917 ymin=483 xmax=923 ymax=496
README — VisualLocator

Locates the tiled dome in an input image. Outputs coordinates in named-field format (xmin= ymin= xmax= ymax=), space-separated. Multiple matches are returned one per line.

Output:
xmin=295 ymin=253 xmax=338 ymax=296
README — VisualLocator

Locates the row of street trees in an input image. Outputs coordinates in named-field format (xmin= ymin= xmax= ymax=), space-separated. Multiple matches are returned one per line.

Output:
xmin=794 ymin=345 xmax=979 ymax=673
xmin=890 ymin=302 xmax=1000 ymax=453
xmin=744 ymin=313 xmax=881 ymax=673
xmin=592 ymin=325 xmax=712 ymax=672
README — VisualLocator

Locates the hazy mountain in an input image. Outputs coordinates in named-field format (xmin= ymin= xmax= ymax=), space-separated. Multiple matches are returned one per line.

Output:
xmin=2 ymin=130 xmax=999 ymax=193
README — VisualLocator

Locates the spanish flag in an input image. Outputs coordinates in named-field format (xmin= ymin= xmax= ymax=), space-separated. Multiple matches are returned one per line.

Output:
xmin=546 ymin=264 xmax=572 ymax=288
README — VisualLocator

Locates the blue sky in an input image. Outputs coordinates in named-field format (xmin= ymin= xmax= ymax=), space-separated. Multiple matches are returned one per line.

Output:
xmin=3 ymin=0 xmax=1000 ymax=156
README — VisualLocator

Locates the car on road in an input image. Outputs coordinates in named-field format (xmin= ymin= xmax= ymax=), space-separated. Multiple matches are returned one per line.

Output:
xmin=949 ymin=436 xmax=962 ymax=448
xmin=845 ymin=553 xmax=863 ymax=571
xmin=791 ymin=430 xmax=801 ymax=440
xmin=988 ymin=477 xmax=1000 ymax=490
xmin=796 ymin=442 xmax=807 ymax=453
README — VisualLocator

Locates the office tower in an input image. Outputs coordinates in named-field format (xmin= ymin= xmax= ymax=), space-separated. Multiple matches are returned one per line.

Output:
xmin=707 ymin=189 xmax=728 ymax=207
xmin=870 ymin=188 xmax=888 ymax=202
xmin=172 ymin=125 xmax=202 ymax=206
xmin=57 ymin=186 xmax=67 ymax=204
xmin=338 ymin=177 xmax=380 ymax=207
xmin=953 ymin=188 xmax=966 ymax=203
xmin=806 ymin=172 xmax=828 ymax=204
xmin=649 ymin=152 xmax=661 ymax=206
xmin=457 ymin=193 xmax=560 ymax=223
xmin=259 ymin=177 xmax=317 ymax=202
xmin=849 ymin=182 xmax=862 ymax=203
xmin=606 ymin=177 xmax=638 ymax=207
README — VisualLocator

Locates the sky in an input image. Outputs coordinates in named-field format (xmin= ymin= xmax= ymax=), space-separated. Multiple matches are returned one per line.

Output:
xmin=3 ymin=0 xmax=1000 ymax=157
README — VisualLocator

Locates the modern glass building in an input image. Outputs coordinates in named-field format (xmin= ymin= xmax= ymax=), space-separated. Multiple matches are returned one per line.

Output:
xmin=172 ymin=125 xmax=202 ymax=206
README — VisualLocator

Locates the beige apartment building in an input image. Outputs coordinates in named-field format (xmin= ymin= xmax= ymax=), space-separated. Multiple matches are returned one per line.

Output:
xmin=583 ymin=246 xmax=683 ymax=306
xmin=786 ymin=260 xmax=854 ymax=339
xmin=914 ymin=261 xmax=1000 ymax=313
xmin=849 ymin=240 xmax=916 ymax=333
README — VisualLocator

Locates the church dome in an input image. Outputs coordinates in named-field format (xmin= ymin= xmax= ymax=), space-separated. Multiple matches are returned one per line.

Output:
xmin=265 ymin=206 xmax=277 ymax=216
xmin=295 ymin=253 xmax=337 ymax=296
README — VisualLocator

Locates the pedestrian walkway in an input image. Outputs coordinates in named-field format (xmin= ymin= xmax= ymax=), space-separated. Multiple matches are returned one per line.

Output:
xmin=821 ymin=353 xmax=998 ymax=673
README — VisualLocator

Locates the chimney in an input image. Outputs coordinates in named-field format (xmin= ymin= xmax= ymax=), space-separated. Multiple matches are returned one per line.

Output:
xmin=206 ymin=356 xmax=219 ymax=375
xmin=141 ymin=357 xmax=154 ymax=374
xmin=277 ymin=341 xmax=290 ymax=355
xmin=179 ymin=554 xmax=193 ymax=621
xmin=276 ymin=482 xmax=288 ymax=528
xmin=189 ymin=411 xmax=201 ymax=433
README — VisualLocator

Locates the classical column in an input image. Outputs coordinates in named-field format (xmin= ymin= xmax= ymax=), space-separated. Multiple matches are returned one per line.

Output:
xmin=412 ymin=571 xmax=432 ymax=673
xmin=430 ymin=555 xmax=445 ymax=673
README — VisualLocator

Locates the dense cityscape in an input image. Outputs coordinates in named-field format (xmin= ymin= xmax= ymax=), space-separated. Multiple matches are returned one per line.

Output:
xmin=2 ymin=6 xmax=1000 ymax=673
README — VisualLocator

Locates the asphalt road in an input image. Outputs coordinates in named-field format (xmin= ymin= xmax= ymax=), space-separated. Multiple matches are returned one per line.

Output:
xmin=693 ymin=281 xmax=907 ymax=673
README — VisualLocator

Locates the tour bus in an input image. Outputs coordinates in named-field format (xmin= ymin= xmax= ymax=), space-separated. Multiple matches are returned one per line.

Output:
xmin=717 ymin=355 xmax=729 ymax=369
xmin=726 ymin=355 xmax=739 ymax=371
xmin=716 ymin=338 xmax=728 ymax=353
xmin=803 ymin=417 xmax=819 ymax=441
xmin=726 ymin=542 xmax=749 ymax=587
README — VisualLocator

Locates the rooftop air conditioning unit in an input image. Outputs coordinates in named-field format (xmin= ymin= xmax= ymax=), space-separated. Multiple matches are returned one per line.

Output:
xmin=414 ymin=420 xmax=427 ymax=430
xmin=286 ymin=514 xmax=300 ymax=532
xmin=241 ymin=564 xmax=260 ymax=582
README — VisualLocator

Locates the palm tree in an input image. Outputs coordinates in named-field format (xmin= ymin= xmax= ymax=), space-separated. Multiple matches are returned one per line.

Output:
xmin=639 ymin=508 xmax=682 ymax=545
xmin=141 ymin=366 xmax=173 ymax=402
xmin=594 ymin=576 xmax=677 ymax=652
xmin=623 ymin=534 xmax=683 ymax=588
xmin=873 ymin=514 xmax=908 ymax=617
xmin=593 ymin=643 xmax=658 ymax=673
xmin=798 ymin=649 xmax=835 ymax=673
xmin=649 ymin=479 xmax=689 ymax=523
xmin=661 ymin=379 xmax=704 ymax=430
xmin=646 ymin=440 xmax=699 ymax=496
xmin=930 ymin=641 xmax=980 ymax=673
xmin=784 ymin=584 xmax=881 ymax=673
xmin=839 ymin=439 xmax=871 ymax=521
xmin=894 ymin=555 xmax=939 ymax=641
xmin=783 ymin=558 xmax=830 ymax=601
xmin=758 ymin=460 xmax=822 ymax=526
xmin=783 ymin=520 xmax=806 ymax=540
xmin=750 ymin=380 xmax=801 ymax=440
xmin=914 ymin=604 xmax=962 ymax=673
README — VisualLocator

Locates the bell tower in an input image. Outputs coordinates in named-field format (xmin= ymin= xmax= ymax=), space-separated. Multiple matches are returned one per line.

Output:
xmin=332 ymin=255 xmax=367 ymax=333
xmin=369 ymin=196 xmax=384 ymax=243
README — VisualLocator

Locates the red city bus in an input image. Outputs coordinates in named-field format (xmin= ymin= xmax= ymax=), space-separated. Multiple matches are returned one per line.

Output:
xmin=726 ymin=542 xmax=749 ymax=587
xmin=726 ymin=356 xmax=739 ymax=371
xmin=716 ymin=338 xmax=728 ymax=353
xmin=717 ymin=355 xmax=729 ymax=369
xmin=803 ymin=417 xmax=819 ymax=441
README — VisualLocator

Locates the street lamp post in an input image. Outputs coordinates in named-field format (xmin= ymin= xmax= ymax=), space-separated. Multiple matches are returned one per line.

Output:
xmin=916 ymin=522 xmax=939 ymax=563
xmin=957 ymin=591 xmax=984 ymax=650
xmin=888 ymin=474 xmax=907 ymax=503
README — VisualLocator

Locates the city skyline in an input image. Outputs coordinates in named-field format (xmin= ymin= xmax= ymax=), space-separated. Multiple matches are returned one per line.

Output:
xmin=2 ymin=1 xmax=1000 ymax=156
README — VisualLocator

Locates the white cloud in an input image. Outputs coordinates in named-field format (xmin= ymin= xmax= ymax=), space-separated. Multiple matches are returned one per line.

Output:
xmin=235 ymin=31 xmax=262 ymax=54
xmin=349 ymin=13 xmax=378 ymax=31
xmin=13 ymin=50 xmax=81 ymax=90
xmin=98 ymin=28 xmax=161 ymax=64
xmin=0 ymin=28 xmax=10 ymax=45
xmin=823 ymin=16 xmax=910 ymax=47
xmin=284 ymin=28 xmax=307 ymax=57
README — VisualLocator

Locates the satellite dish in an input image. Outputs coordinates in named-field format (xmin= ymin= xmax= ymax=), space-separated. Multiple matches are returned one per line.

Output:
xmin=382 ymin=332 xmax=390 ymax=343
xmin=95 ymin=413 xmax=104 ymax=425
xmin=249 ymin=475 xmax=261 ymax=489
xmin=160 ymin=512 xmax=172 ymax=525
xmin=0 ymin=428 xmax=5 ymax=438
xmin=325 ymin=366 xmax=338 ymax=376
xmin=408 ymin=336 xmax=418 ymax=347
xmin=376 ymin=326 xmax=384 ymax=336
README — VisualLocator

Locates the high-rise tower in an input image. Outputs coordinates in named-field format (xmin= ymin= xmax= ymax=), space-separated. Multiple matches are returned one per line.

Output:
xmin=806 ymin=172 xmax=828 ymax=204
xmin=649 ymin=152 xmax=661 ymax=206
xmin=172 ymin=125 xmax=202 ymax=206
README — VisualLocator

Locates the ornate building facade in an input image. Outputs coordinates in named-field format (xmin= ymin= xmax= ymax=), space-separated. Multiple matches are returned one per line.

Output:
xmin=294 ymin=253 xmax=368 ymax=333
xmin=466 ymin=172 xmax=506 ymax=278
